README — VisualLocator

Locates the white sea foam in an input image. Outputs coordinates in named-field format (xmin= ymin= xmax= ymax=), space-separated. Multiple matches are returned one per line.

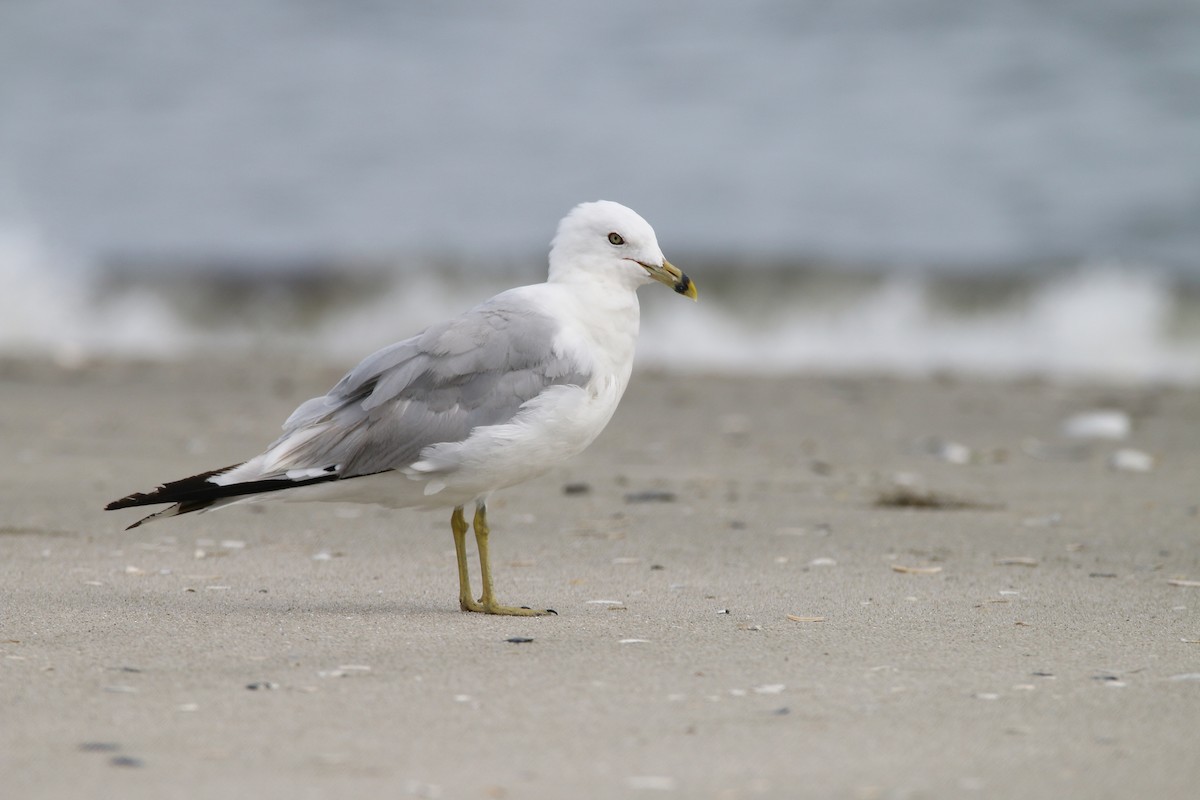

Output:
xmin=2 ymin=224 xmax=1197 ymax=384
xmin=0 ymin=226 xmax=195 ymax=365
xmin=635 ymin=267 xmax=1200 ymax=383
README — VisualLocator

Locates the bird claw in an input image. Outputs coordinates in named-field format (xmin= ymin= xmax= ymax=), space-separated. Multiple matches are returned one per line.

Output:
xmin=461 ymin=601 xmax=557 ymax=616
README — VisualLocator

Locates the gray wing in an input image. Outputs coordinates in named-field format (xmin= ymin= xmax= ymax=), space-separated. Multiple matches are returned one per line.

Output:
xmin=268 ymin=291 xmax=591 ymax=478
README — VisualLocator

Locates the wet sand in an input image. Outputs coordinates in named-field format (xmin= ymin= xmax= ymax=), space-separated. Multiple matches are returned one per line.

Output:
xmin=2 ymin=356 xmax=1199 ymax=799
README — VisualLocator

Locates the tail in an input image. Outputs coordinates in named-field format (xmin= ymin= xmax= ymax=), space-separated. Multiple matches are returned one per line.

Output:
xmin=105 ymin=462 xmax=341 ymax=529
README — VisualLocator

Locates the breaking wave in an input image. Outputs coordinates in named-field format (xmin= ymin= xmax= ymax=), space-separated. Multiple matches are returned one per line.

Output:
xmin=2 ymin=223 xmax=1197 ymax=384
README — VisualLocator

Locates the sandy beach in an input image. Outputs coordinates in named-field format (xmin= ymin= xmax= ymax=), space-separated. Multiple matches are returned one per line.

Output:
xmin=2 ymin=355 xmax=1198 ymax=799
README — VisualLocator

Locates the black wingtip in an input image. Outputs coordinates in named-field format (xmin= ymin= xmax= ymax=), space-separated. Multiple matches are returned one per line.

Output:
xmin=106 ymin=497 xmax=141 ymax=512
xmin=104 ymin=463 xmax=243 ymax=512
xmin=105 ymin=461 xmax=345 ymax=525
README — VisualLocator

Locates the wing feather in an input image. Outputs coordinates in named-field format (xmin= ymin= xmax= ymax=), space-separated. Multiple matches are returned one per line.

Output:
xmin=262 ymin=289 xmax=591 ymax=481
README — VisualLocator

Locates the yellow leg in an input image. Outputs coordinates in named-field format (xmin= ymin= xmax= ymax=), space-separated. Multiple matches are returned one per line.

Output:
xmin=471 ymin=503 xmax=556 ymax=616
xmin=451 ymin=507 xmax=484 ymax=612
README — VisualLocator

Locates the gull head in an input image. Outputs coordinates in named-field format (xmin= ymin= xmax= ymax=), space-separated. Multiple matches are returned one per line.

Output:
xmin=548 ymin=201 xmax=697 ymax=300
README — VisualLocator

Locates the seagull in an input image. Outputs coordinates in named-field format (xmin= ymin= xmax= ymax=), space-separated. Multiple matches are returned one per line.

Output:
xmin=106 ymin=200 xmax=697 ymax=615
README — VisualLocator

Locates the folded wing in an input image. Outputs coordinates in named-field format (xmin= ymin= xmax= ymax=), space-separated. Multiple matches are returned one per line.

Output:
xmin=106 ymin=289 xmax=593 ymax=527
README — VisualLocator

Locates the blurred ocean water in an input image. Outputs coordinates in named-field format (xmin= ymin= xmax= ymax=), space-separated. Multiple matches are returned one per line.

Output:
xmin=2 ymin=1 xmax=1198 ymax=380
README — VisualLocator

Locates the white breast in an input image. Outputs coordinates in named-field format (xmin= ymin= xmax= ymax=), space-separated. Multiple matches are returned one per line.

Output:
xmin=403 ymin=284 xmax=641 ymax=507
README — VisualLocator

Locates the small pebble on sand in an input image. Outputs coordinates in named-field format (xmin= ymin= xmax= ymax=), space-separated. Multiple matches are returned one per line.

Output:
xmin=1109 ymin=448 xmax=1154 ymax=472
xmin=1062 ymin=410 xmax=1130 ymax=440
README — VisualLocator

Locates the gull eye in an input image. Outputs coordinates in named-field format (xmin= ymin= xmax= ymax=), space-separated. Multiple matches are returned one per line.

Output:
xmin=607 ymin=232 xmax=625 ymax=246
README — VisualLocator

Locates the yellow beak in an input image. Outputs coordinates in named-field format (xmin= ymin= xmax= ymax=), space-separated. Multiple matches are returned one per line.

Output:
xmin=643 ymin=259 xmax=698 ymax=300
